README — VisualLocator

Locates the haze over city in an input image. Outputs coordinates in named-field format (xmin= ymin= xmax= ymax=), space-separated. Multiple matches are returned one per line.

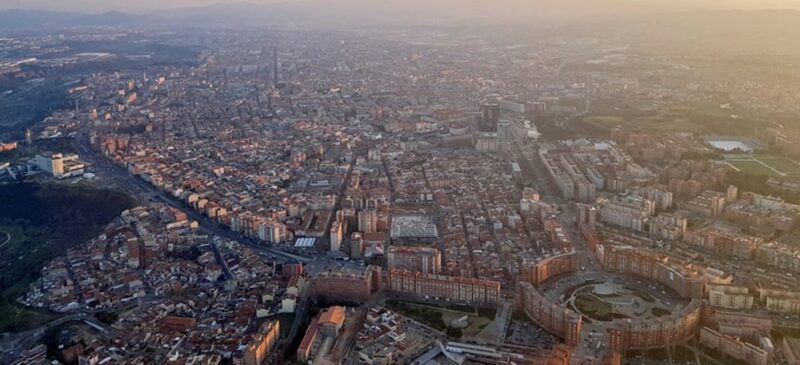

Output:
xmin=1 ymin=1 xmax=800 ymax=365
xmin=1 ymin=0 xmax=800 ymax=14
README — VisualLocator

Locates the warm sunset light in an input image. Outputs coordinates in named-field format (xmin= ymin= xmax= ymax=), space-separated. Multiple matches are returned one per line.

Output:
xmin=1 ymin=1 xmax=800 ymax=365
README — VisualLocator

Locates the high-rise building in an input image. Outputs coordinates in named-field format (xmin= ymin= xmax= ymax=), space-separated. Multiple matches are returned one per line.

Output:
xmin=358 ymin=209 xmax=377 ymax=233
xmin=482 ymin=103 xmax=500 ymax=125
xmin=576 ymin=203 xmax=598 ymax=228
xmin=273 ymin=47 xmax=279 ymax=88
xmin=349 ymin=232 xmax=364 ymax=259
xmin=597 ymin=195 xmax=655 ymax=232
xmin=727 ymin=185 xmax=739 ymax=202
xmin=497 ymin=119 xmax=513 ymax=151
xmin=34 ymin=153 xmax=85 ymax=179
xmin=330 ymin=218 xmax=343 ymax=252
xmin=243 ymin=320 xmax=280 ymax=365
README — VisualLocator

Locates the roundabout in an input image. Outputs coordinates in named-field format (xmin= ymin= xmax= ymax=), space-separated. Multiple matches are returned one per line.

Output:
xmin=0 ymin=229 xmax=11 ymax=248
xmin=553 ymin=274 xmax=684 ymax=323
xmin=516 ymin=250 xmax=704 ymax=354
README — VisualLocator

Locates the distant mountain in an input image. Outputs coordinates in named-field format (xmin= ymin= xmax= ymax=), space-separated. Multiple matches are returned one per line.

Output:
xmin=0 ymin=1 xmax=799 ymax=47
xmin=0 ymin=0 xmax=718 ymax=31
xmin=0 ymin=9 xmax=152 ymax=30
xmin=0 ymin=9 xmax=84 ymax=30
xmin=539 ymin=9 xmax=800 ymax=57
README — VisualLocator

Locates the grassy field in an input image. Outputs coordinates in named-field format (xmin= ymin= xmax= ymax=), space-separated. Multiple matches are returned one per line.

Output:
xmin=645 ymin=348 xmax=671 ymax=362
xmin=672 ymin=345 xmax=696 ymax=363
xmin=723 ymin=155 xmax=800 ymax=179
xmin=575 ymin=293 xmax=613 ymax=317
xmin=0 ymin=300 xmax=58 ymax=333
xmin=0 ymin=222 xmax=62 ymax=332
xmin=581 ymin=104 xmax=758 ymax=135
xmin=385 ymin=299 xmax=496 ymax=338
xmin=759 ymin=157 xmax=800 ymax=175
xmin=726 ymin=160 xmax=782 ymax=177
xmin=651 ymin=307 xmax=672 ymax=317
xmin=0 ymin=183 xmax=134 ymax=332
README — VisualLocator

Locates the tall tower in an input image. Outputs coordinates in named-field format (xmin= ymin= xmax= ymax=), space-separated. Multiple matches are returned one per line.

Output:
xmin=726 ymin=185 xmax=738 ymax=202
xmin=273 ymin=47 xmax=279 ymax=88
xmin=584 ymin=74 xmax=592 ymax=114
xmin=497 ymin=119 xmax=513 ymax=151
xmin=482 ymin=103 xmax=500 ymax=125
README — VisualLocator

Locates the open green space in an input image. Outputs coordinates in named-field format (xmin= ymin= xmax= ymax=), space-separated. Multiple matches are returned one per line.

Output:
xmin=726 ymin=160 xmax=782 ymax=177
xmin=386 ymin=299 xmax=447 ymax=331
xmin=672 ymin=345 xmax=696 ymax=363
xmin=772 ymin=327 xmax=800 ymax=339
xmin=0 ymin=297 xmax=59 ymax=334
xmin=645 ymin=348 xmax=671 ymax=362
xmin=727 ymin=172 xmax=800 ymax=205
xmin=759 ymin=157 xmax=800 ymax=175
xmin=385 ymin=299 xmax=495 ymax=338
xmin=651 ymin=307 xmax=672 ymax=317
xmin=0 ymin=182 xmax=135 ymax=332
xmin=574 ymin=293 xmax=614 ymax=317
xmin=580 ymin=104 xmax=760 ymax=136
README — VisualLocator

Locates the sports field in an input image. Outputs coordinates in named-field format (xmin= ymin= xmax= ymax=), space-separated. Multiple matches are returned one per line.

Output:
xmin=724 ymin=155 xmax=800 ymax=178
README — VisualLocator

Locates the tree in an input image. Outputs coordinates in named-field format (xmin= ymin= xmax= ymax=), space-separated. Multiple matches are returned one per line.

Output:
xmin=445 ymin=326 xmax=463 ymax=338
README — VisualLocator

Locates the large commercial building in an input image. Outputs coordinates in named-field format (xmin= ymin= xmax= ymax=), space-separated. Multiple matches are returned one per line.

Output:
xmin=313 ymin=265 xmax=382 ymax=302
xmin=387 ymin=245 xmax=442 ymax=275
xmin=386 ymin=269 xmax=500 ymax=305
xmin=390 ymin=215 xmax=438 ymax=242
xmin=34 ymin=152 xmax=85 ymax=179
xmin=318 ymin=306 xmax=346 ymax=337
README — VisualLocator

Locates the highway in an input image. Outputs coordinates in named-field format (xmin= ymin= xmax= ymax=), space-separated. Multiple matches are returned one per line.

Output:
xmin=0 ymin=312 xmax=113 ymax=364
xmin=0 ymin=229 xmax=11 ymax=249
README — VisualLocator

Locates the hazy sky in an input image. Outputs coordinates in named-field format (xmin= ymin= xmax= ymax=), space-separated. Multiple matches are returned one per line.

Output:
xmin=1 ymin=0 xmax=799 ymax=13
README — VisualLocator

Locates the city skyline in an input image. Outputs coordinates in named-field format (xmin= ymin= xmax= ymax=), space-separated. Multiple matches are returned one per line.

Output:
xmin=2 ymin=2 xmax=800 ymax=365
xmin=1 ymin=0 xmax=800 ymax=15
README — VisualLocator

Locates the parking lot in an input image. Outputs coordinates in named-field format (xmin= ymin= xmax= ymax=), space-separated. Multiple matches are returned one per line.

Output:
xmin=505 ymin=319 xmax=558 ymax=348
